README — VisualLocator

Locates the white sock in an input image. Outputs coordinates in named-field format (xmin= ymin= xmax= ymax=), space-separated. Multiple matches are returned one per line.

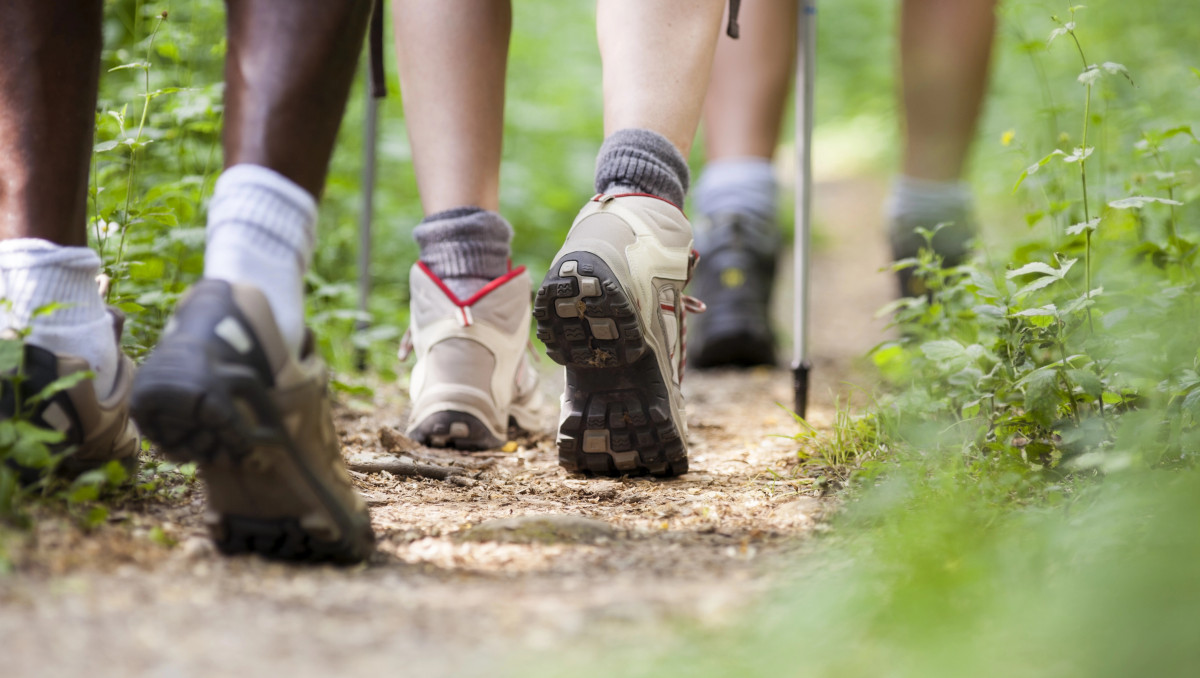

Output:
xmin=203 ymin=164 xmax=317 ymax=358
xmin=0 ymin=239 xmax=118 ymax=398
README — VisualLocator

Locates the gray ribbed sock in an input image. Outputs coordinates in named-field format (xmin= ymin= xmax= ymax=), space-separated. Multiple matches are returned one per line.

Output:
xmin=885 ymin=175 xmax=976 ymax=260
xmin=594 ymin=128 xmax=690 ymax=207
xmin=414 ymin=207 xmax=513 ymax=298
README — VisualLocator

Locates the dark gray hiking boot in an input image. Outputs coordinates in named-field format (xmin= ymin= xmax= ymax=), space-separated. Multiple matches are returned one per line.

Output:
xmin=688 ymin=212 xmax=779 ymax=368
xmin=131 ymin=280 xmax=374 ymax=564
xmin=1 ymin=310 xmax=140 ymax=484
xmin=889 ymin=211 xmax=975 ymax=297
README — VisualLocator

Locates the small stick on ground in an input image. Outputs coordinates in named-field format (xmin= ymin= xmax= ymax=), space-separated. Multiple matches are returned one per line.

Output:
xmin=348 ymin=457 xmax=466 ymax=481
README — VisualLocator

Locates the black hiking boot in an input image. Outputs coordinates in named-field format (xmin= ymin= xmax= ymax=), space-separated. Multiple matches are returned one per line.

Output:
xmin=688 ymin=212 xmax=778 ymax=368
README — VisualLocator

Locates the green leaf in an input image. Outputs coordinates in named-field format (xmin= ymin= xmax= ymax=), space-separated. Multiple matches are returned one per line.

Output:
xmin=1102 ymin=62 xmax=1134 ymax=85
xmin=0 ymin=339 xmax=23 ymax=374
xmin=83 ymin=506 xmax=109 ymax=529
xmin=1108 ymin=195 xmax=1184 ymax=209
xmin=1066 ymin=218 xmax=1101 ymax=236
xmin=920 ymin=339 xmax=966 ymax=362
xmin=1023 ymin=369 xmax=1061 ymax=428
xmin=1078 ymin=67 xmax=1103 ymax=86
xmin=1068 ymin=369 xmax=1104 ymax=398
xmin=93 ymin=140 xmax=120 ymax=153
xmin=1062 ymin=288 xmax=1103 ymax=315
xmin=1011 ymin=304 xmax=1059 ymax=318
xmin=108 ymin=61 xmax=151 ymax=72
xmin=1006 ymin=262 xmax=1058 ymax=278
xmin=1013 ymin=150 xmax=1066 ymax=192
xmin=1047 ymin=23 xmax=1074 ymax=44
xmin=1062 ymin=146 xmax=1094 ymax=163
xmin=33 ymin=370 xmax=92 ymax=404
xmin=68 ymin=483 xmax=99 ymax=504
xmin=32 ymin=302 xmax=69 ymax=319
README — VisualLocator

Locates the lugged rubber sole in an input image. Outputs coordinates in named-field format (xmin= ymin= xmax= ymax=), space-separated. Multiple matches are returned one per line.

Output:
xmin=408 ymin=410 xmax=503 ymax=451
xmin=132 ymin=344 xmax=373 ymax=564
xmin=534 ymin=253 xmax=688 ymax=478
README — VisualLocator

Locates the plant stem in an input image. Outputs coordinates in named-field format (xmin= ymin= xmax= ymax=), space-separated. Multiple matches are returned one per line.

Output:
xmin=111 ymin=16 xmax=166 ymax=301
xmin=1070 ymin=29 xmax=1095 ymax=334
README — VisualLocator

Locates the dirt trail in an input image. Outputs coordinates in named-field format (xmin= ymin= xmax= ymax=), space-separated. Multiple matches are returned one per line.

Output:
xmin=0 ymin=178 xmax=893 ymax=678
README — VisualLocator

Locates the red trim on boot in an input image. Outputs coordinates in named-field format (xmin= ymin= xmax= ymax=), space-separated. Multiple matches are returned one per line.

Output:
xmin=415 ymin=261 xmax=527 ymax=307
xmin=591 ymin=192 xmax=685 ymax=213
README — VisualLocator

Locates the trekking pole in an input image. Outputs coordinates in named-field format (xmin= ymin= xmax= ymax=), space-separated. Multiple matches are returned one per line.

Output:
xmin=792 ymin=0 xmax=817 ymax=418
xmin=356 ymin=0 xmax=387 ymax=371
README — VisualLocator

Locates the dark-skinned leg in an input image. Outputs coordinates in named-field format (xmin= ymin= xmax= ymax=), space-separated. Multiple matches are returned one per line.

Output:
xmin=132 ymin=0 xmax=376 ymax=563
xmin=222 ymin=0 xmax=373 ymax=197
xmin=202 ymin=0 xmax=373 ymax=357
xmin=0 ymin=1 xmax=122 ymax=398
xmin=0 ymin=1 xmax=102 ymax=245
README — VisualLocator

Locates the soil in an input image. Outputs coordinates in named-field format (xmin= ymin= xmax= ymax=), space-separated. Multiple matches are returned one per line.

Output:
xmin=0 ymin=178 xmax=894 ymax=678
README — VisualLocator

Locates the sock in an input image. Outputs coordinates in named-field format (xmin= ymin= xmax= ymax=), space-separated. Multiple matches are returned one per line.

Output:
xmin=413 ymin=207 xmax=513 ymax=299
xmin=203 ymin=164 xmax=316 ymax=358
xmin=694 ymin=157 xmax=779 ymax=224
xmin=594 ymin=128 xmax=690 ymax=207
xmin=0 ymin=239 xmax=118 ymax=398
xmin=885 ymin=175 xmax=975 ymax=260
xmin=885 ymin=174 xmax=973 ymax=226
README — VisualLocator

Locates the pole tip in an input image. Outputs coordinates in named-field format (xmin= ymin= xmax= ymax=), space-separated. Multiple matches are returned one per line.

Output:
xmin=793 ymin=362 xmax=812 ymax=420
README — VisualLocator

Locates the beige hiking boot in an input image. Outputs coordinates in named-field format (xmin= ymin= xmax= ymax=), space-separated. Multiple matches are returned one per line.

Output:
xmin=534 ymin=193 xmax=701 ymax=477
xmin=403 ymin=263 xmax=543 ymax=450
xmin=131 ymin=280 xmax=374 ymax=564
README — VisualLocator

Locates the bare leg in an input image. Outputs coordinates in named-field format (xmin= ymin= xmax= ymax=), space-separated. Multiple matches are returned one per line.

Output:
xmin=223 ymin=0 xmax=373 ymax=198
xmin=392 ymin=1 xmax=511 ymax=215
xmin=597 ymin=0 xmax=726 ymax=158
xmin=691 ymin=2 xmax=793 ymax=369
xmin=899 ymin=0 xmax=997 ymax=182
xmin=0 ymin=2 xmax=103 ymax=246
xmin=702 ymin=1 xmax=798 ymax=161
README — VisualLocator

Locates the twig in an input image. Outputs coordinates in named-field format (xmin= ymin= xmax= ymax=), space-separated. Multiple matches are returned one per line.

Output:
xmin=348 ymin=457 xmax=465 ymax=481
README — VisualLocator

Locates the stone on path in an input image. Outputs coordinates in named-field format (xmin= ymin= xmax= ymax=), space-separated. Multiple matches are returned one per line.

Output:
xmin=455 ymin=514 xmax=619 ymax=545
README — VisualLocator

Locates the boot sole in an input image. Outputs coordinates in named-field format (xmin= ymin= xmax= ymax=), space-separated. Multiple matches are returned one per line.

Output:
xmin=534 ymin=253 xmax=688 ymax=477
xmin=131 ymin=343 xmax=373 ymax=564
xmin=408 ymin=410 xmax=504 ymax=451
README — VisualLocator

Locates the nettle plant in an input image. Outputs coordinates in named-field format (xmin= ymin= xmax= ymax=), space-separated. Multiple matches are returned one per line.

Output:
xmin=90 ymin=6 xmax=225 ymax=359
xmin=875 ymin=7 xmax=1199 ymax=474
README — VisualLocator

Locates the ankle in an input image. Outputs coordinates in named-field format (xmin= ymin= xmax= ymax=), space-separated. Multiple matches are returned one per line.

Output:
xmin=594 ymin=128 xmax=690 ymax=207
xmin=0 ymin=239 xmax=117 ymax=396
xmin=694 ymin=157 xmax=778 ymax=224
xmin=203 ymin=164 xmax=317 ymax=357
xmin=414 ymin=207 xmax=512 ymax=298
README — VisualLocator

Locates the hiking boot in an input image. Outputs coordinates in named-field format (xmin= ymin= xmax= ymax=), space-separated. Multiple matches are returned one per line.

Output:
xmin=534 ymin=193 xmax=699 ymax=477
xmin=1 ymin=310 xmax=140 ymax=484
xmin=889 ymin=211 xmax=975 ymax=298
xmin=403 ymin=263 xmax=543 ymax=450
xmin=131 ymin=280 xmax=374 ymax=564
xmin=689 ymin=212 xmax=778 ymax=368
